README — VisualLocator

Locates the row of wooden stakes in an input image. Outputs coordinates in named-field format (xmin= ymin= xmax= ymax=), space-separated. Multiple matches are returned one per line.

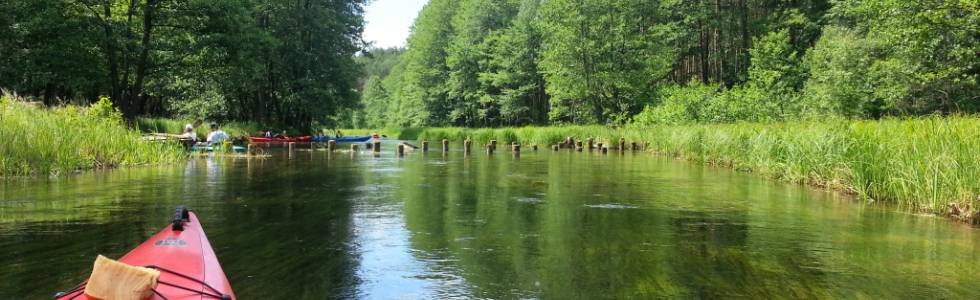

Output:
xmin=247 ymin=137 xmax=647 ymax=156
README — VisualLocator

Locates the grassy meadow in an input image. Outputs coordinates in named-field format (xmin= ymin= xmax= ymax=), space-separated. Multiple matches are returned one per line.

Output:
xmin=348 ymin=117 xmax=980 ymax=221
xmin=0 ymin=96 xmax=185 ymax=177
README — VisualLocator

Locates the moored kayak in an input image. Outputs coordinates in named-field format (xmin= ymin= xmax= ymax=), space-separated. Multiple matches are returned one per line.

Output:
xmin=248 ymin=136 xmax=313 ymax=143
xmin=312 ymin=136 xmax=372 ymax=143
xmin=55 ymin=206 xmax=235 ymax=300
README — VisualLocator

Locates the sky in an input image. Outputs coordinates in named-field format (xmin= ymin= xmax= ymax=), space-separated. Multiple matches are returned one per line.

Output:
xmin=362 ymin=0 xmax=429 ymax=49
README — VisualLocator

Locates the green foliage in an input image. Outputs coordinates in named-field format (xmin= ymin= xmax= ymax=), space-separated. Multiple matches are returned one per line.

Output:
xmin=0 ymin=97 xmax=184 ymax=177
xmin=538 ymin=0 xmax=676 ymax=124
xmin=0 ymin=0 xmax=368 ymax=128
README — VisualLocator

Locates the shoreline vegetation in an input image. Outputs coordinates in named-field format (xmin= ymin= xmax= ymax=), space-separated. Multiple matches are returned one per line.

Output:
xmin=2 ymin=94 xmax=977 ymax=222
xmin=343 ymin=117 xmax=980 ymax=223
xmin=0 ymin=96 xmax=184 ymax=177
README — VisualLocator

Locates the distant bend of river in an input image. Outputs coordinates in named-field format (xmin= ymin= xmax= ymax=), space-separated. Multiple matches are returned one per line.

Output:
xmin=2 ymin=145 xmax=978 ymax=299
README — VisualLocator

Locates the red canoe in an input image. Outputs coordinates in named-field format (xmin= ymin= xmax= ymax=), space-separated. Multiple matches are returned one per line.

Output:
xmin=56 ymin=207 xmax=235 ymax=300
xmin=248 ymin=136 xmax=312 ymax=143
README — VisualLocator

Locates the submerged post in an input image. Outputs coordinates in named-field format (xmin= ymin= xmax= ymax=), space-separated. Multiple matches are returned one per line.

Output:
xmin=601 ymin=145 xmax=608 ymax=154
xmin=486 ymin=144 xmax=495 ymax=154
xmin=532 ymin=144 xmax=538 ymax=151
xmin=490 ymin=140 xmax=497 ymax=151
xmin=422 ymin=140 xmax=429 ymax=152
xmin=587 ymin=138 xmax=595 ymax=150
xmin=619 ymin=138 xmax=626 ymax=152
xmin=442 ymin=139 xmax=449 ymax=152
xmin=564 ymin=137 xmax=573 ymax=149
xmin=351 ymin=144 xmax=359 ymax=152
xmin=396 ymin=144 xmax=405 ymax=157
xmin=464 ymin=139 xmax=472 ymax=154
xmin=575 ymin=141 xmax=583 ymax=152
xmin=512 ymin=143 xmax=521 ymax=153
xmin=373 ymin=141 xmax=381 ymax=153
xmin=552 ymin=144 xmax=559 ymax=151
xmin=328 ymin=140 xmax=336 ymax=151
xmin=631 ymin=142 xmax=639 ymax=151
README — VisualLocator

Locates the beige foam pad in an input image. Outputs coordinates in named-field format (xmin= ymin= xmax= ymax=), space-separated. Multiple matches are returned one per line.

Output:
xmin=84 ymin=255 xmax=161 ymax=300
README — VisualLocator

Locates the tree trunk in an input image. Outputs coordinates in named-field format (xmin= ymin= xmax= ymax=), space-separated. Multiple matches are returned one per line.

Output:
xmin=130 ymin=0 xmax=158 ymax=116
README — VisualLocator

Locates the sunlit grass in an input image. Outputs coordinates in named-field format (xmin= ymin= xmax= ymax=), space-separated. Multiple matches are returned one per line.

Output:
xmin=1 ymin=96 xmax=185 ymax=177
xmin=362 ymin=118 xmax=980 ymax=220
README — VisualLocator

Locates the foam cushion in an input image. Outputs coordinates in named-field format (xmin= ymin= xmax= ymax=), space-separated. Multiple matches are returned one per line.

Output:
xmin=84 ymin=255 xmax=160 ymax=300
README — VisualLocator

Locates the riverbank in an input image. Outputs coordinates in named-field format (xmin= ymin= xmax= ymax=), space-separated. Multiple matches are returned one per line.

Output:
xmin=0 ymin=97 xmax=185 ymax=177
xmin=346 ymin=117 xmax=980 ymax=222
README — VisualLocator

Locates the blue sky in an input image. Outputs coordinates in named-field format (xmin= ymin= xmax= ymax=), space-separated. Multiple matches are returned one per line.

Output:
xmin=363 ymin=0 xmax=429 ymax=49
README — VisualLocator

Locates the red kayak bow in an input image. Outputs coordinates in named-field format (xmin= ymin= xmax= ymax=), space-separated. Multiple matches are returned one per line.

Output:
xmin=56 ymin=207 xmax=235 ymax=300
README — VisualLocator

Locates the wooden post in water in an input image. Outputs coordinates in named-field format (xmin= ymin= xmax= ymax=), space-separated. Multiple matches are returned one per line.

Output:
xmin=601 ymin=145 xmax=608 ymax=154
xmin=422 ymin=140 xmax=429 ymax=152
xmin=486 ymin=144 xmax=495 ymax=154
xmin=512 ymin=143 xmax=520 ymax=153
xmin=619 ymin=138 xmax=626 ymax=152
xmin=532 ymin=144 xmax=538 ymax=151
xmin=351 ymin=144 xmax=359 ymax=152
xmin=631 ymin=142 xmax=639 ymax=151
xmin=597 ymin=142 xmax=604 ymax=151
xmin=575 ymin=141 xmax=583 ymax=151
xmin=287 ymin=142 xmax=296 ymax=157
xmin=247 ymin=144 xmax=255 ymax=155
xmin=490 ymin=140 xmax=497 ymax=151
xmin=373 ymin=141 xmax=381 ymax=153
xmin=587 ymin=138 xmax=594 ymax=150
xmin=396 ymin=144 xmax=405 ymax=157
xmin=565 ymin=137 xmax=573 ymax=148
xmin=464 ymin=139 xmax=472 ymax=154
xmin=328 ymin=140 xmax=336 ymax=151
xmin=552 ymin=144 xmax=559 ymax=151
xmin=442 ymin=139 xmax=449 ymax=152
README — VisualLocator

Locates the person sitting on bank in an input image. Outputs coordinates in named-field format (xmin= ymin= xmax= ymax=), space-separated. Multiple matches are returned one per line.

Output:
xmin=206 ymin=123 xmax=229 ymax=146
xmin=178 ymin=124 xmax=197 ymax=142
xmin=335 ymin=130 xmax=344 ymax=138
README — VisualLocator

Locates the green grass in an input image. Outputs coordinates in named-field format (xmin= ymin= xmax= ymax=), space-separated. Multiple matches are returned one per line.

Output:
xmin=1 ymin=96 xmax=185 ymax=177
xmin=361 ymin=118 xmax=980 ymax=221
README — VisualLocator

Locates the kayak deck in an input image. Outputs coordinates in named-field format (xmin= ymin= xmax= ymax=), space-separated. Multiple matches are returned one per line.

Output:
xmin=56 ymin=208 xmax=235 ymax=300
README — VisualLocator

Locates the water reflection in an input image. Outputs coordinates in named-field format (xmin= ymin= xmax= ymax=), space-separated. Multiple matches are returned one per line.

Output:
xmin=1 ymin=149 xmax=979 ymax=298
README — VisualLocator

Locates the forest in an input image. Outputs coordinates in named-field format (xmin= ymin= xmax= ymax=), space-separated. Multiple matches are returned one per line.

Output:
xmin=358 ymin=0 xmax=978 ymax=128
xmin=0 ymin=0 xmax=367 ymax=128
xmin=0 ymin=0 xmax=976 ymax=129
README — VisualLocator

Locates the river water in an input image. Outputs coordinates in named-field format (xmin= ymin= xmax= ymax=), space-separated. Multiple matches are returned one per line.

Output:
xmin=2 ymin=146 xmax=978 ymax=299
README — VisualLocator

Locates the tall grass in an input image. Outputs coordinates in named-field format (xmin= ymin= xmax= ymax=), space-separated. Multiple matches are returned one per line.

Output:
xmin=1 ymin=96 xmax=185 ymax=177
xmin=379 ymin=118 xmax=980 ymax=221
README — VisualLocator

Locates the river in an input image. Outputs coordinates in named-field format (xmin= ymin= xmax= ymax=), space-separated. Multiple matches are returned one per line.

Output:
xmin=2 ymin=145 xmax=978 ymax=298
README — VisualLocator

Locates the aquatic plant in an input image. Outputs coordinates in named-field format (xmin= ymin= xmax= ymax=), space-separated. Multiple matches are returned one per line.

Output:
xmin=1 ymin=96 xmax=185 ymax=177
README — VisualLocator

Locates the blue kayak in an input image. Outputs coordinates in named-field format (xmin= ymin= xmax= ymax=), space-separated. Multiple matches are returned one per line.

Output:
xmin=191 ymin=145 xmax=246 ymax=153
xmin=313 ymin=136 xmax=371 ymax=143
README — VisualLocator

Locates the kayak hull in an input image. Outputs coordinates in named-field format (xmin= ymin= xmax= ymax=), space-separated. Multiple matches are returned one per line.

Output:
xmin=313 ymin=136 xmax=371 ymax=143
xmin=56 ymin=211 xmax=235 ymax=300
xmin=248 ymin=136 xmax=313 ymax=143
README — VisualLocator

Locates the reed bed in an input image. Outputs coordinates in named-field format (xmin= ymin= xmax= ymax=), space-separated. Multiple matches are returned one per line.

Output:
xmin=1 ymin=97 xmax=185 ymax=177
xmin=379 ymin=118 xmax=980 ymax=221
